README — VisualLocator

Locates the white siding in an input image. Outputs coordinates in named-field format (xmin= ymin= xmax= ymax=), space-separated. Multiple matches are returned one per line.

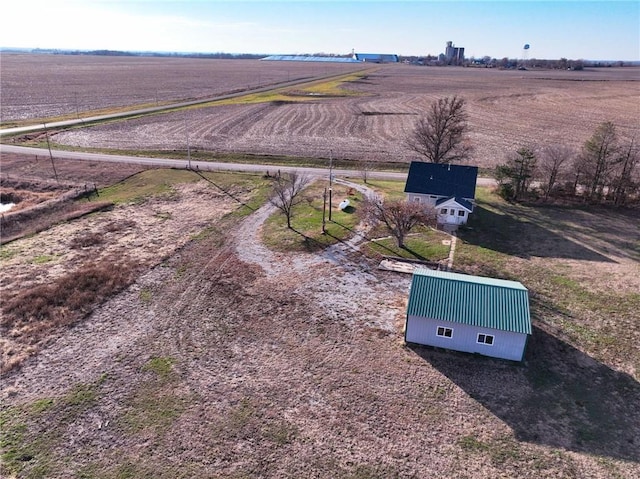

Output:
xmin=406 ymin=193 xmax=444 ymax=207
xmin=406 ymin=315 xmax=528 ymax=361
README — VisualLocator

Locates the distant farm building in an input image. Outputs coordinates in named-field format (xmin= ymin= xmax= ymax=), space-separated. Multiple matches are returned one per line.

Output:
xmin=404 ymin=162 xmax=478 ymax=228
xmin=444 ymin=41 xmax=465 ymax=64
xmin=405 ymin=269 xmax=532 ymax=362
xmin=352 ymin=53 xmax=399 ymax=63
xmin=261 ymin=55 xmax=360 ymax=63
xmin=261 ymin=53 xmax=398 ymax=63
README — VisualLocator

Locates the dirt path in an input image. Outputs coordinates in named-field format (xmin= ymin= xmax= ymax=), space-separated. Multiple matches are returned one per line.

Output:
xmin=234 ymin=178 xmax=410 ymax=332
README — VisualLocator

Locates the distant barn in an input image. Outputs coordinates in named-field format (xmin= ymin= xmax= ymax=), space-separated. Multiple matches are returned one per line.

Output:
xmin=352 ymin=53 xmax=399 ymax=63
xmin=261 ymin=55 xmax=360 ymax=63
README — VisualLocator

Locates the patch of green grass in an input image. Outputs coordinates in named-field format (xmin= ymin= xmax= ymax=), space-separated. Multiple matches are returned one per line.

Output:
xmin=453 ymin=242 xmax=509 ymax=277
xmin=262 ymin=182 xmax=363 ymax=252
xmin=457 ymin=434 xmax=490 ymax=452
xmin=139 ymin=288 xmax=152 ymax=304
xmin=141 ymin=357 xmax=175 ymax=380
xmin=30 ymin=399 xmax=54 ymax=414
xmin=190 ymin=225 xmax=220 ymax=241
xmin=120 ymin=392 xmax=186 ymax=435
xmin=30 ymin=254 xmax=57 ymax=264
xmin=0 ymin=377 xmax=108 ymax=478
xmin=0 ymin=246 xmax=21 ymax=261
xmin=64 ymin=382 xmax=99 ymax=408
xmin=99 ymin=169 xmax=198 ymax=204
xmin=364 ymin=230 xmax=450 ymax=261
xmin=118 ymin=357 xmax=185 ymax=435
xmin=0 ymin=411 xmax=30 ymax=475
xmin=228 ymin=398 xmax=256 ymax=430
xmin=361 ymin=179 xmax=407 ymax=200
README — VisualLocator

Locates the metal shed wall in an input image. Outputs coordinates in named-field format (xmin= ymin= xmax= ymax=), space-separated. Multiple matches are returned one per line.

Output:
xmin=406 ymin=315 xmax=528 ymax=361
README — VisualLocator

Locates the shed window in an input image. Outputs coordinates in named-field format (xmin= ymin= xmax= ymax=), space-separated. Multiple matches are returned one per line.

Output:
xmin=440 ymin=208 xmax=447 ymax=215
xmin=437 ymin=327 xmax=453 ymax=338
xmin=458 ymin=210 xmax=466 ymax=217
xmin=477 ymin=334 xmax=494 ymax=345
xmin=450 ymin=209 xmax=455 ymax=216
xmin=413 ymin=197 xmax=421 ymax=203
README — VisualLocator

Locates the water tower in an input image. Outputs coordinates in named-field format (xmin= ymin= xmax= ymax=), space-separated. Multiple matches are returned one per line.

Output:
xmin=522 ymin=43 xmax=530 ymax=67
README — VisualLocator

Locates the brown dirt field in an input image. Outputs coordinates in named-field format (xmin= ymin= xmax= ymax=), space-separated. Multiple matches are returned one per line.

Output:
xmin=46 ymin=64 xmax=640 ymax=168
xmin=0 ymin=54 xmax=365 ymax=122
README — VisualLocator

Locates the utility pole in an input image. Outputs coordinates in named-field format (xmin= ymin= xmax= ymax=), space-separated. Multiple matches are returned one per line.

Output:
xmin=43 ymin=122 xmax=59 ymax=183
xmin=322 ymin=187 xmax=327 ymax=233
xmin=328 ymin=149 xmax=333 ymax=221
xmin=185 ymin=116 xmax=192 ymax=170
xmin=74 ymin=91 xmax=80 ymax=119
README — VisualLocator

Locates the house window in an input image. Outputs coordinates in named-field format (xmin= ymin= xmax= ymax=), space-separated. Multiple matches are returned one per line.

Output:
xmin=437 ymin=326 xmax=453 ymax=338
xmin=449 ymin=209 xmax=455 ymax=216
xmin=477 ymin=334 xmax=494 ymax=345
xmin=458 ymin=210 xmax=465 ymax=217
xmin=413 ymin=197 xmax=421 ymax=203
xmin=440 ymin=208 xmax=447 ymax=215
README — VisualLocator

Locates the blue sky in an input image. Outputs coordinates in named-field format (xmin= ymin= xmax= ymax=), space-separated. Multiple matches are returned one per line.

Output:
xmin=1 ymin=1 xmax=638 ymax=60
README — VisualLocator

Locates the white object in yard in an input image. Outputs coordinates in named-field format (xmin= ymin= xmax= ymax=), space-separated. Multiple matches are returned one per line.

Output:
xmin=339 ymin=199 xmax=350 ymax=210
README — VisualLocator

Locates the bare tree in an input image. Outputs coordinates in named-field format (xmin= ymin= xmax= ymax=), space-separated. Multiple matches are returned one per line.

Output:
xmin=538 ymin=144 xmax=575 ymax=200
xmin=362 ymin=196 xmax=436 ymax=248
xmin=269 ymin=172 xmax=311 ymax=229
xmin=407 ymin=95 xmax=473 ymax=164
xmin=610 ymin=139 xmax=639 ymax=206
xmin=581 ymin=121 xmax=620 ymax=202
xmin=359 ymin=160 xmax=375 ymax=184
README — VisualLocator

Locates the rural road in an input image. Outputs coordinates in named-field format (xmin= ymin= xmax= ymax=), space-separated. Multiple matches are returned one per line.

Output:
xmin=0 ymin=144 xmax=497 ymax=186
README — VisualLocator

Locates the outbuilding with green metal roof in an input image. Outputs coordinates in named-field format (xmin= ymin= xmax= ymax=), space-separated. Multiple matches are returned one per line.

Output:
xmin=405 ymin=268 xmax=532 ymax=361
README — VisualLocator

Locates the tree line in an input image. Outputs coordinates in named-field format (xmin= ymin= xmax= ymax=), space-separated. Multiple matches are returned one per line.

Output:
xmin=404 ymin=95 xmax=639 ymax=207
xmin=495 ymin=121 xmax=639 ymax=206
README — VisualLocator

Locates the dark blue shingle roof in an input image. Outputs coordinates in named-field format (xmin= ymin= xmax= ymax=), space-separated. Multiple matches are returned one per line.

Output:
xmin=404 ymin=162 xmax=478 ymax=199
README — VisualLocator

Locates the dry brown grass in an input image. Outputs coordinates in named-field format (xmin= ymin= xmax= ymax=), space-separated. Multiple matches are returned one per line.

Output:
xmin=1 ymin=257 xmax=140 ymax=374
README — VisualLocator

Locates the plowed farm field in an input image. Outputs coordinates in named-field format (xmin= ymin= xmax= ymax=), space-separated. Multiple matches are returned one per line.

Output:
xmin=0 ymin=54 xmax=364 ymax=122
xmin=3 ymin=55 xmax=636 ymax=168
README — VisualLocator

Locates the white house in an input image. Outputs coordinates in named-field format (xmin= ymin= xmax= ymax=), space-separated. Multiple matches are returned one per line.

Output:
xmin=404 ymin=162 xmax=478 ymax=228
xmin=405 ymin=268 xmax=532 ymax=362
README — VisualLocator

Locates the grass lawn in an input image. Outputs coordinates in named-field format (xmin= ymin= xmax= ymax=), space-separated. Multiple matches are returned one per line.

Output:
xmin=363 ymin=228 xmax=451 ymax=262
xmin=263 ymin=177 xmax=453 ymax=262
xmin=457 ymin=186 xmax=640 ymax=376
xmin=263 ymin=181 xmax=363 ymax=251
